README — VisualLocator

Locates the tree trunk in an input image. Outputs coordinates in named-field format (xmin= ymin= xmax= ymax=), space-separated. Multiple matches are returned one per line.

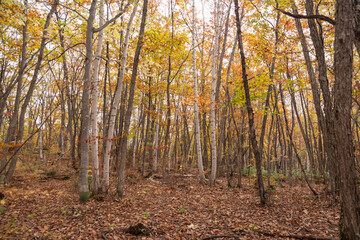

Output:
xmin=1 ymin=7 xmax=27 ymax=175
xmin=102 ymin=2 xmax=138 ymax=192
xmin=333 ymin=0 xmax=360 ymax=237
xmin=117 ymin=0 xmax=148 ymax=197
xmin=90 ymin=0 xmax=105 ymax=194
xmin=234 ymin=0 xmax=266 ymax=204
xmin=153 ymin=103 xmax=160 ymax=171
xmin=209 ymin=0 xmax=220 ymax=185
xmin=4 ymin=0 xmax=58 ymax=183
xmin=279 ymin=84 xmax=318 ymax=196
xmin=192 ymin=0 xmax=205 ymax=183
xmin=78 ymin=0 xmax=97 ymax=196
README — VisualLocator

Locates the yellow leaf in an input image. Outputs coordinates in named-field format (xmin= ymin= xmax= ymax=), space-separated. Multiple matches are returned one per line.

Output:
xmin=0 ymin=199 xmax=5 ymax=205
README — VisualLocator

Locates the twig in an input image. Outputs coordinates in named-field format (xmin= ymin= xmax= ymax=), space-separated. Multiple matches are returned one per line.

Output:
xmin=47 ymin=42 xmax=85 ymax=62
xmin=101 ymin=231 xmax=109 ymax=240
xmin=59 ymin=3 xmax=87 ymax=21
xmin=202 ymin=235 xmax=240 ymax=240
xmin=236 ymin=229 xmax=339 ymax=240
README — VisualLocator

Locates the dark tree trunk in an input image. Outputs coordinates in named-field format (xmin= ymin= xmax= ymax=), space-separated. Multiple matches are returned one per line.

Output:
xmin=234 ymin=0 xmax=266 ymax=204
xmin=333 ymin=0 xmax=360 ymax=237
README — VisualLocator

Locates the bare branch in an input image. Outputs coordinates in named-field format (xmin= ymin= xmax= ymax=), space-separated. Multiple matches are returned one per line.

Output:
xmin=47 ymin=42 xmax=85 ymax=62
xmin=59 ymin=3 xmax=87 ymax=21
xmin=276 ymin=8 xmax=335 ymax=25
xmin=93 ymin=1 xmax=134 ymax=33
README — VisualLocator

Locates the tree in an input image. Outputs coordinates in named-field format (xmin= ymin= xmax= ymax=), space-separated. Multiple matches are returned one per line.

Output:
xmin=333 ymin=0 xmax=360 ymax=237
xmin=209 ymin=0 xmax=220 ymax=185
xmin=78 ymin=0 xmax=130 ymax=199
xmin=90 ymin=0 xmax=105 ymax=195
xmin=78 ymin=0 xmax=98 ymax=198
xmin=102 ymin=0 xmax=139 ymax=193
xmin=2 ymin=0 xmax=59 ymax=183
xmin=234 ymin=0 xmax=266 ymax=204
xmin=117 ymin=0 xmax=149 ymax=198
xmin=192 ymin=0 xmax=206 ymax=183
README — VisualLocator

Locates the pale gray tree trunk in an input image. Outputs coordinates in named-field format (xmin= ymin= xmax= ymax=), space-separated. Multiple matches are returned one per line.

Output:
xmin=78 ymin=0 xmax=130 ymax=196
xmin=152 ymin=103 xmax=160 ymax=171
xmin=79 ymin=0 xmax=98 ymax=196
xmin=209 ymin=0 xmax=220 ymax=184
xmin=90 ymin=0 xmax=105 ymax=194
xmin=132 ymin=103 xmax=143 ymax=168
xmin=39 ymin=129 xmax=43 ymax=160
xmin=101 ymin=2 xmax=138 ymax=192
xmin=162 ymin=0 xmax=174 ymax=176
xmin=117 ymin=0 xmax=148 ymax=197
xmin=192 ymin=0 xmax=205 ymax=183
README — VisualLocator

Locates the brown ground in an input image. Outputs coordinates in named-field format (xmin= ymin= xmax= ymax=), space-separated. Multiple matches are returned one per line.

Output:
xmin=0 ymin=169 xmax=340 ymax=239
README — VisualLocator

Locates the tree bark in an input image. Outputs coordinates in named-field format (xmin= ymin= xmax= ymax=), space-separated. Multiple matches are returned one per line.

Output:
xmin=1 ymin=0 xmax=28 ymax=175
xmin=117 ymin=0 xmax=148 ymax=197
xmin=234 ymin=0 xmax=266 ymax=204
xmin=192 ymin=0 xmax=206 ymax=183
xmin=90 ymin=0 xmax=105 ymax=194
xmin=102 ymin=2 xmax=138 ymax=192
xmin=78 ymin=0 xmax=97 ymax=196
xmin=333 ymin=0 xmax=360 ymax=237
xmin=209 ymin=0 xmax=220 ymax=185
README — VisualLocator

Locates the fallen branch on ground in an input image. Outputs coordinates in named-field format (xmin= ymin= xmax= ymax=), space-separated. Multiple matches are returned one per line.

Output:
xmin=236 ymin=229 xmax=339 ymax=240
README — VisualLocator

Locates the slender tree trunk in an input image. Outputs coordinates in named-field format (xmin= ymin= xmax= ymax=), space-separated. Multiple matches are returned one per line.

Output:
xmin=117 ymin=0 xmax=148 ymax=197
xmin=192 ymin=0 xmax=205 ymax=183
xmin=90 ymin=0 xmax=105 ymax=194
xmin=267 ymin=112 xmax=275 ymax=188
xmin=289 ymin=86 xmax=316 ymax=177
xmin=279 ymin=84 xmax=318 ymax=196
xmin=153 ymin=103 xmax=160 ymax=171
xmin=102 ymin=2 xmax=138 ymax=192
xmin=78 ymin=0 xmax=97 ymax=196
xmin=1 ymin=7 xmax=27 ymax=174
xmin=209 ymin=0 xmax=220 ymax=184
xmin=133 ymin=104 xmax=143 ymax=168
xmin=4 ymin=0 xmax=58 ymax=183
xmin=141 ymin=77 xmax=152 ymax=176
xmin=234 ymin=0 xmax=266 ymax=204
xmin=215 ymin=1 xmax=232 ymax=174
xmin=162 ymin=0 xmax=174 ymax=176
xmin=304 ymin=0 xmax=337 ymax=189
xmin=259 ymin=8 xmax=280 ymax=158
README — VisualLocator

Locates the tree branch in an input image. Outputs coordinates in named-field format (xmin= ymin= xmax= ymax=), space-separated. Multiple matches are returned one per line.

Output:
xmin=276 ymin=8 xmax=335 ymax=25
xmin=59 ymin=3 xmax=87 ymax=21
xmin=0 ymin=103 xmax=61 ymax=175
xmin=47 ymin=42 xmax=85 ymax=62
xmin=202 ymin=235 xmax=240 ymax=240
xmin=93 ymin=1 xmax=133 ymax=33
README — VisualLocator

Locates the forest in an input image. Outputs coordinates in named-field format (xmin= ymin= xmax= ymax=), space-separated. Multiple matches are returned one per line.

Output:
xmin=0 ymin=0 xmax=359 ymax=239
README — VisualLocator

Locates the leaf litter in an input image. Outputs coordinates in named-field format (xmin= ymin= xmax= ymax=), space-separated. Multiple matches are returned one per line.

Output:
xmin=0 ymin=172 xmax=340 ymax=239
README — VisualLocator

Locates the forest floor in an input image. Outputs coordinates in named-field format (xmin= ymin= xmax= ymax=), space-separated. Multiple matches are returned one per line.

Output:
xmin=0 ymin=165 xmax=340 ymax=239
